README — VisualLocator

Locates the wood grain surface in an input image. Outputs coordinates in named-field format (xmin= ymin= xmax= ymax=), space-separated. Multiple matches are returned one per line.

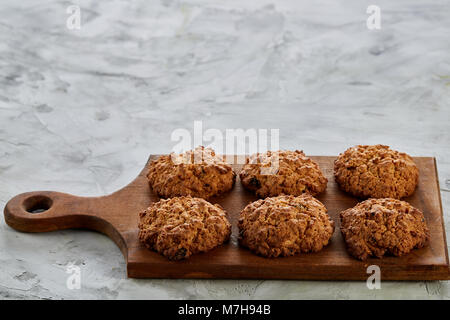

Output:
xmin=4 ymin=156 xmax=449 ymax=280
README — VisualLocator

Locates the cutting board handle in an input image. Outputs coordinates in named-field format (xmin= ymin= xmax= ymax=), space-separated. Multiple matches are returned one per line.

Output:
xmin=4 ymin=191 xmax=108 ymax=233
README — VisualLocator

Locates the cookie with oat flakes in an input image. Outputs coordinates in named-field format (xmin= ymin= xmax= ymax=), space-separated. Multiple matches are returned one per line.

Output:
xmin=239 ymin=150 xmax=327 ymax=198
xmin=340 ymin=198 xmax=429 ymax=260
xmin=138 ymin=196 xmax=231 ymax=260
xmin=238 ymin=194 xmax=334 ymax=258
xmin=147 ymin=146 xmax=235 ymax=199
xmin=334 ymin=145 xmax=418 ymax=199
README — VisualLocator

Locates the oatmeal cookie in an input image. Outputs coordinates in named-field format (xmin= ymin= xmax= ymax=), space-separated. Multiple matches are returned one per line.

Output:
xmin=138 ymin=196 xmax=231 ymax=260
xmin=147 ymin=146 xmax=235 ymax=199
xmin=239 ymin=150 xmax=327 ymax=198
xmin=238 ymin=194 xmax=335 ymax=257
xmin=334 ymin=145 xmax=418 ymax=199
xmin=340 ymin=198 xmax=429 ymax=260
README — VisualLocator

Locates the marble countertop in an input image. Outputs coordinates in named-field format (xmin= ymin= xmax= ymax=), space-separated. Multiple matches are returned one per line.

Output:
xmin=1 ymin=0 xmax=449 ymax=299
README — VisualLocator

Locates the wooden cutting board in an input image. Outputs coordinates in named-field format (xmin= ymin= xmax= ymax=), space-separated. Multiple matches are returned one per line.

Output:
xmin=4 ymin=156 xmax=449 ymax=280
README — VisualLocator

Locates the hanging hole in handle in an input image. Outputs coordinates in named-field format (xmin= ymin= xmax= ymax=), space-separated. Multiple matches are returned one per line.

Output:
xmin=23 ymin=195 xmax=53 ymax=214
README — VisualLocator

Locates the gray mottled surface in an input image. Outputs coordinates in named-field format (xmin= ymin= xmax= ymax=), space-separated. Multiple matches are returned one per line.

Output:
xmin=1 ymin=0 xmax=449 ymax=299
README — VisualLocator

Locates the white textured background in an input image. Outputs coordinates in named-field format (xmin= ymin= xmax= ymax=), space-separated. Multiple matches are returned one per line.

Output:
xmin=0 ymin=0 xmax=449 ymax=299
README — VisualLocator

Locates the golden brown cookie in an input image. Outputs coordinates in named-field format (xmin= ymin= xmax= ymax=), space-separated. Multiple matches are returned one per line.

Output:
xmin=238 ymin=194 xmax=334 ymax=257
xmin=239 ymin=150 xmax=327 ymax=198
xmin=147 ymin=146 xmax=235 ymax=199
xmin=340 ymin=198 xmax=429 ymax=260
xmin=334 ymin=145 xmax=418 ymax=199
xmin=138 ymin=196 xmax=231 ymax=260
